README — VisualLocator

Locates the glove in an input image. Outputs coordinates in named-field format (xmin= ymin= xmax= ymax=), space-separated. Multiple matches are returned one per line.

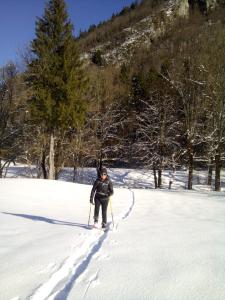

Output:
xmin=90 ymin=199 xmax=94 ymax=205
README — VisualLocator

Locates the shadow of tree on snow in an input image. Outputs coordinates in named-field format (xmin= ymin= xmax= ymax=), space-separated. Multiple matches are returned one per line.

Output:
xmin=1 ymin=212 xmax=88 ymax=229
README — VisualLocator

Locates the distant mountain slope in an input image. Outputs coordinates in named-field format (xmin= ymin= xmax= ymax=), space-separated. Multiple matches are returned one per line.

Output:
xmin=77 ymin=0 xmax=221 ymax=65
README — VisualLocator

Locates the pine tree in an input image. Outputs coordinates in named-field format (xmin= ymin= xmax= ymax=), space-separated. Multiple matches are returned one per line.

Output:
xmin=27 ymin=0 xmax=87 ymax=179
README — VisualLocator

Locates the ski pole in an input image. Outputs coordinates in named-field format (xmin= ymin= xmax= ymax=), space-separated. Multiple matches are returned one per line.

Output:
xmin=109 ymin=196 xmax=114 ymax=228
xmin=88 ymin=203 xmax=92 ymax=227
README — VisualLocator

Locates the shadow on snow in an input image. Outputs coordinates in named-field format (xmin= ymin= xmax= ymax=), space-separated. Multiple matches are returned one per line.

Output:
xmin=1 ymin=212 xmax=88 ymax=229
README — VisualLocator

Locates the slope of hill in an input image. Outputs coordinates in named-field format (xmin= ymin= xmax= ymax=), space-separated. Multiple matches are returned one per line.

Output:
xmin=77 ymin=0 xmax=222 ymax=65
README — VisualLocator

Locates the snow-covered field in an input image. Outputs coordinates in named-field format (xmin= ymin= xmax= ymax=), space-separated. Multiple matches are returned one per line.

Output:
xmin=0 ymin=166 xmax=225 ymax=300
xmin=3 ymin=163 xmax=225 ymax=191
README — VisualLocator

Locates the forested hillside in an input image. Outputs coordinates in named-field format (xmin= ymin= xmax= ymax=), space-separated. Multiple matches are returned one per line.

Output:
xmin=0 ymin=0 xmax=224 ymax=190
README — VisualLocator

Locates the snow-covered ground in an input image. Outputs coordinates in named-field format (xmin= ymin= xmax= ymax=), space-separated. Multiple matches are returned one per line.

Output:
xmin=3 ymin=163 xmax=225 ymax=191
xmin=0 ymin=166 xmax=225 ymax=300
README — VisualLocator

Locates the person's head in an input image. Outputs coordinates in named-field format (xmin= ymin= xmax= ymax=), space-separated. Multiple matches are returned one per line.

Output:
xmin=100 ymin=167 xmax=107 ymax=180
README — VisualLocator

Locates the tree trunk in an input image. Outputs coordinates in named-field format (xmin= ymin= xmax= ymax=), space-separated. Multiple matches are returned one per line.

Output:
xmin=97 ymin=151 xmax=103 ymax=178
xmin=73 ymin=166 xmax=77 ymax=182
xmin=207 ymin=157 xmax=213 ymax=186
xmin=168 ymin=170 xmax=174 ymax=189
xmin=41 ymin=150 xmax=48 ymax=179
xmin=158 ymin=169 xmax=162 ymax=188
xmin=187 ymin=141 xmax=193 ymax=190
xmin=3 ymin=161 xmax=10 ymax=178
xmin=54 ymin=139 xmax=63 ymax=180
xmin=48 ymin=133 xmax=55 ymax=180
xmin=0 ymin=159 xmax=2 ymax=178
xmin=72 ymin=154 xmax=77 ymax=182
xmin=153 ymin=165 xmax=158 ymax=189
xmin=215 ymin=153 xmax=221 ymax=191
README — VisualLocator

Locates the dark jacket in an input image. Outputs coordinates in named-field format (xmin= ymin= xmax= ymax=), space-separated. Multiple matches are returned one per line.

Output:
xmin=90 ymin=177 xmax=113 ymax=202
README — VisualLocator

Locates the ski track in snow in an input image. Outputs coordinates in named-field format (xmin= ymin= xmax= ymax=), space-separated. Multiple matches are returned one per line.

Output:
xmin=113 ymin=188 xmax=135 ymax=230
xmin=82 ymin=270 xmax=100 ymax=300
xmin=29 ymin=189 xmax=134 ymax=300
xmin=122 ymin=188 xmax=135 ymax=220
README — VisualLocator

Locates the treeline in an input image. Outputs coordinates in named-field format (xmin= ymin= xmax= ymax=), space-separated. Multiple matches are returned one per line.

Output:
xmin=0 ymin=1 xmax=224 ymax=191
xmin=82 ymin=9 xmax=225 ymax=191
xmin=78 ymin=0 xmax=139 ymax=39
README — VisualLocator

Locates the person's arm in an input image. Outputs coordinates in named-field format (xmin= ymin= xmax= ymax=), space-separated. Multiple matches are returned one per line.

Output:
xmin=108 ymin=180 xmax=114 ymax=197
xmin=90 ymin=180 xmax=98 ymax=204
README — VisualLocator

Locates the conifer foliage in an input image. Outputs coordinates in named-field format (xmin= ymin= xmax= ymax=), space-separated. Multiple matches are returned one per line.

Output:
xmin=27 ymin=0 xmax=87 ymax=179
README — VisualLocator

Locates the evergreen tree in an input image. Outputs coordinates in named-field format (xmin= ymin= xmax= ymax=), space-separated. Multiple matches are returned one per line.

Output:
xmin=91 ymin=50 xmax=105 ymax=66
xmin=27 ymin=0 xmax=87 ymax=179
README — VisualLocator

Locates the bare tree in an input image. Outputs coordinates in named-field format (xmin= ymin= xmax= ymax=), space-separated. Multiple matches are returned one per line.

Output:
xmin=134 ymin=71 xmax=180 ymax=188
xmin=160 ymin=50 xmax=206 ymax=190
xmin=0 ymin=63 xmax=26 ymax=177
xmin=202 ymin=24 xmax=225 ymax=191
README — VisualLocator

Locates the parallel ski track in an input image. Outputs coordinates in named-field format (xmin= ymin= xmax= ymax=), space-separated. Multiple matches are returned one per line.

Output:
xmin=29 ymin=189 xmax=135 ymax=300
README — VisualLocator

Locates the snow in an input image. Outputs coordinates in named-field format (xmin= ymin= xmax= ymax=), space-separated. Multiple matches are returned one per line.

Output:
xmin=4 ymin=163 xmax=225 ymax=191
xmin=0 ymin=167 xmax=225 ymax=300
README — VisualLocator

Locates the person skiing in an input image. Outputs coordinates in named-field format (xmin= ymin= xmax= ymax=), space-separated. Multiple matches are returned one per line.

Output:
xmin=90 ymin=167 xmax=113 ymax=229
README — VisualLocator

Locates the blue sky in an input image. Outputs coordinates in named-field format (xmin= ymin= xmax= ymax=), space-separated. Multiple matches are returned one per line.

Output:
xmin=0 ymin=0 xmax=136 ymax=66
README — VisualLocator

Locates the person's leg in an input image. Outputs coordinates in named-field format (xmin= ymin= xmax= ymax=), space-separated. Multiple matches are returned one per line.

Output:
xmin=94 ymin=198 xmax=100 ymax=223
xmin=101 ymin=198 xmax=109 ymax=226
